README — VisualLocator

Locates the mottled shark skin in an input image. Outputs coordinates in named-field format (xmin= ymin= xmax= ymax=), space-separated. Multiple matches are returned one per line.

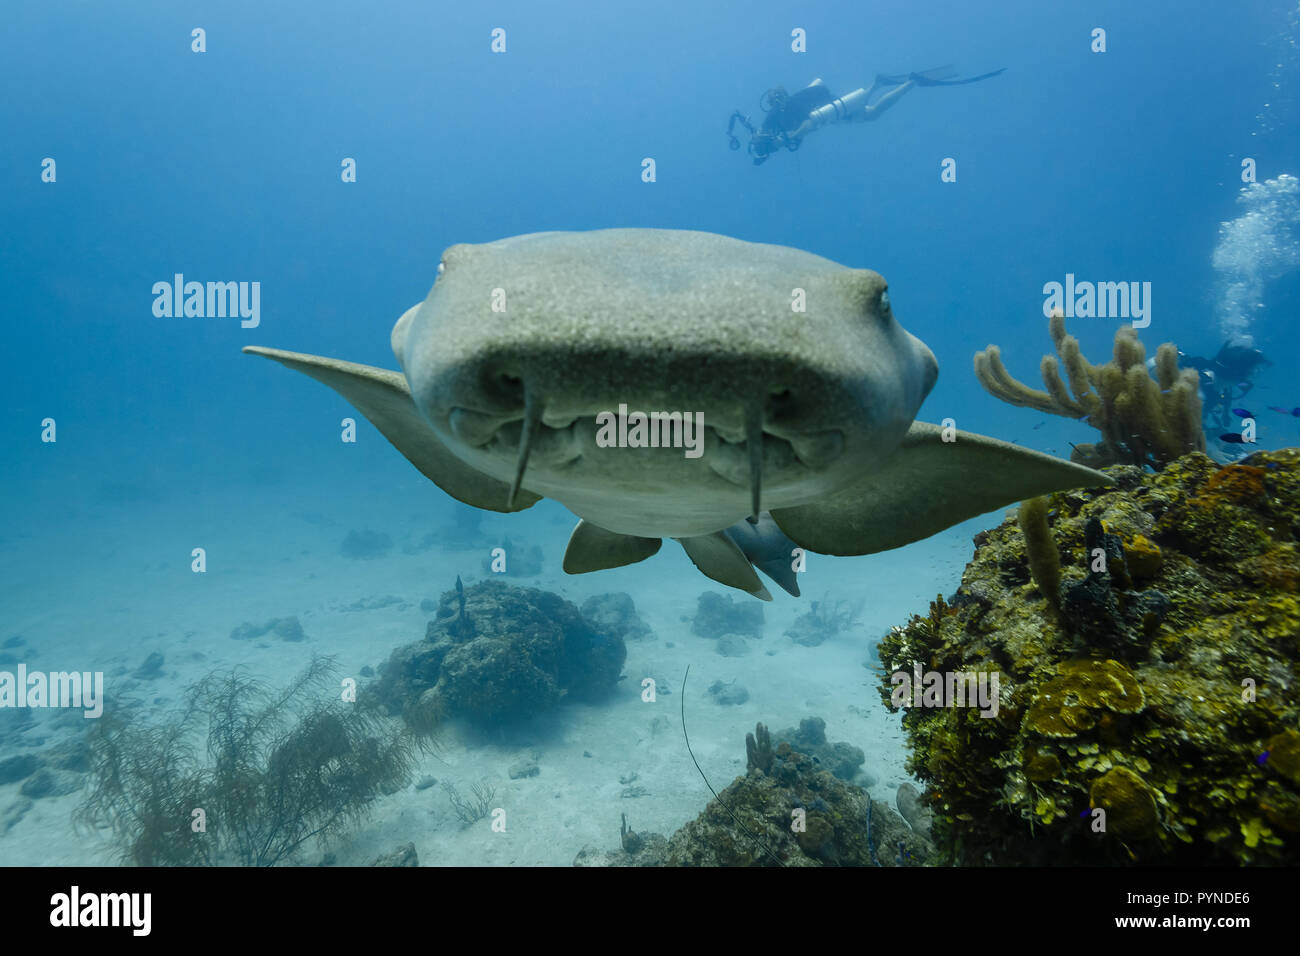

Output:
xmin=245 ymin=228 xmax=1110 ymax=599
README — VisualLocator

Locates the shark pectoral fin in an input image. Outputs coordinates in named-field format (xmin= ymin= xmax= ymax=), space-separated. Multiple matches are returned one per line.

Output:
xmin=770 ymin=421 xmax=1112 ymax=556
xmin=676 ymin=532 xmax=770 ymax=600
xmin=562 ymin=520 xmax=661 ymax=573
xmin=243 ymin=346 xmax=541 ymax=513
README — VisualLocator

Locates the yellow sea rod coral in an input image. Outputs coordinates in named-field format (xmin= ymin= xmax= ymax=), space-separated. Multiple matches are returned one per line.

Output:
xmin=974 ymin=311 xmax=1204 ymax=469
xmin=1018 ymin=496 xmax=1061 ymax=608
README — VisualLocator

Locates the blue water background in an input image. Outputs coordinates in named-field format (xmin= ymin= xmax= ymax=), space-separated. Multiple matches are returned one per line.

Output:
xmin=1 ymin=0 xmax=1298 ymax=626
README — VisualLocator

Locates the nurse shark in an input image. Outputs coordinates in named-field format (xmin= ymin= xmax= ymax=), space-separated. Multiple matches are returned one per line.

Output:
xmin=245 ymin=229 xmax=1108 ymax=599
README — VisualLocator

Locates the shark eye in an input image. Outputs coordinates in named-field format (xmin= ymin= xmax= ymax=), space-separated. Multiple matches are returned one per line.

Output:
xmin=436 ymin=261 xmax=446 ymax=277
xmin=879 ymin=289 xmax=891 ymax=314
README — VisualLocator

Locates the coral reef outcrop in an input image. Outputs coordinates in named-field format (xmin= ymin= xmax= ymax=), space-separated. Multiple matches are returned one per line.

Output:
xmin=691 ymin=592 xmax=763 ymax=640
xmin=366 ymin=579 xmax=626 ymax=729
xmin=772 ymin=716 xmax=866 ymax=782
xmin=580 ymin=593 xmax=655 ymax=643
xmin=877 ymin=448 xmax=1300 ymax=864
xmin=895 ymin=782 xmax=934 ymax=838
xmin=574 ymin=723 xmax=933 ymax=867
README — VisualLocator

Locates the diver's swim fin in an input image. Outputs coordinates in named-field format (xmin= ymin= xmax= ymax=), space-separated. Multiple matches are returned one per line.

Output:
xmin=877 ymin=66 xmax=952 ymax=85
xmin=876 ymin=66 xmax=1004 ymax=87
xmin=907 ymin=66 xmax=1005 ymax=86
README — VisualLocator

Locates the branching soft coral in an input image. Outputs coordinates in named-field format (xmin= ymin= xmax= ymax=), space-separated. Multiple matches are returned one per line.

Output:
xmin=974 ymin=311 xmax=1205 ymax=469
xmin=78 ymin=658 xmax=421 ymax=866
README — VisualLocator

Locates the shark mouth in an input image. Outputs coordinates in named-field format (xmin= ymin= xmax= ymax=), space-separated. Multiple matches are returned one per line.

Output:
xmin=445 ymin=403 xmax=846 ymax=513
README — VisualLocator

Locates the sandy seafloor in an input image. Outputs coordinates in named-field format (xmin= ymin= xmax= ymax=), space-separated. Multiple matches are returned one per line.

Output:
xmin=0 ymin=472 xmax=990 ymax=867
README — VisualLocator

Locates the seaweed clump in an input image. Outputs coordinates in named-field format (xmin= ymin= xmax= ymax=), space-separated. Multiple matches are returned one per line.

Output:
xmin=783 ymin=594 xmax=864 ymax=646
xmin=974 ymin=311 xmax=1204 ymax=470
xmin=77 ymin=658 xmax=419 ymax=866
xmin=441 ymin=779 xmax=496 ymax=825
xmin=877 ymin=447 xmax=1300 ymax=864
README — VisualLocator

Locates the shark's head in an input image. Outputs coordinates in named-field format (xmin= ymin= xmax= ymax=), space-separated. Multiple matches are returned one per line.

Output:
xmin=392 ymin=229 xmax=937 ymax=536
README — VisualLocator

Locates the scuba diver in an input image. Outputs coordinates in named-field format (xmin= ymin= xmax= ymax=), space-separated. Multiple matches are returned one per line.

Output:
xmin=1178 ymin=341 xmax=1272 ymax=431
xmin=1164 ymin=340 xmax=1273 ymax=463
xmin=728 ymin=66 xmax=1005 ymax=166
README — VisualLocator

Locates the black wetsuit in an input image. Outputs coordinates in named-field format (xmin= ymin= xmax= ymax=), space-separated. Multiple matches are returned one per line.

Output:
xmin=760 ymin=85 xmax=836 ymax=137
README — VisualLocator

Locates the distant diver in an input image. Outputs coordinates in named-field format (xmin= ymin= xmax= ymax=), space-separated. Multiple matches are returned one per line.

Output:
xmin=1176 ymin=341 xmax=1272 ymax=431
xmin=727 ymin=66 xmax=1006 ymax=166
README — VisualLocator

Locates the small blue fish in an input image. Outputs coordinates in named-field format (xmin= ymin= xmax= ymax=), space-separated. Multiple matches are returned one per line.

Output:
xmin=1032 ymin=421 xmax=1045 ymax=430
xmin=1232 ymin=408 xmax=1254 ymax=418
xmin=1267 ymin=406 xmax=1300 ymax=417
xmin=1219 ymin=433 xmax=1248 ymax=444
xmin=1258 ymin=751 xmax=1270 ymax=766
